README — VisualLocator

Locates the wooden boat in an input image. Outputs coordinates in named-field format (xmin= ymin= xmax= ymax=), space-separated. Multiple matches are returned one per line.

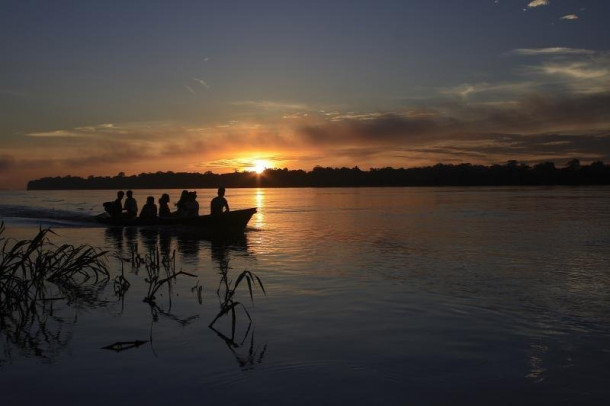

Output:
xmin=94 ymin=207 xmax=257 ymax=234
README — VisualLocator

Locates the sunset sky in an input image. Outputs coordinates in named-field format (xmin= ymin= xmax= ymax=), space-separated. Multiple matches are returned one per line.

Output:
xmin=1 ymin=0 xmax=610 ymax=189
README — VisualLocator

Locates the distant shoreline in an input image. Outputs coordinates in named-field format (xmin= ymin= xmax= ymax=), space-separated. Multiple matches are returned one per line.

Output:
xmin=27 ymin=161 xmax=610 ymax=190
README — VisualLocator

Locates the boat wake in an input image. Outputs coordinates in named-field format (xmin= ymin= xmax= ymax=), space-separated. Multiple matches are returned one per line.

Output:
xmin=0 ymin=204 xmax=99 ymax=228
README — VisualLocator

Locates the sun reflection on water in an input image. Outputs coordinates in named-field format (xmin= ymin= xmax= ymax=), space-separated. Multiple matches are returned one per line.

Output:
xmin=254 ymin=188 xmax=265 ymax=229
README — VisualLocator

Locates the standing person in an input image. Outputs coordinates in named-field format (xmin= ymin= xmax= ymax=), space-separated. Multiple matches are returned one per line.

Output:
xmin=210 ymin=187 xmax=230 ymax=215
xmin=159 ymin=193 xmax=171 ymax=217
xmin=124 ymin=190 xmax=138 ymax=218
xmin=139 ymin=196 xmax=158 ymax=220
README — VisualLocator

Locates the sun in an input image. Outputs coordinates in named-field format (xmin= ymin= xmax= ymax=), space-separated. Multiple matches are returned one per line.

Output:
xmin=251 ymin=159 xmax=271 ymax=174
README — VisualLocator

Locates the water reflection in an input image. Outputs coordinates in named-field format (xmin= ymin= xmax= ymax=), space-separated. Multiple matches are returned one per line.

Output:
xmin=102 ymin=227 xmax=267 ymax=366
xmin=209 ymin=237 xmax=268 ymax=369
xmin=104 ymin=227 xmax=204 ymax=263
xmin=3 ymin=225 xmax=267 ymax=368
xmin=1 ymin=305 xmax=75 ymax=364
xmin=254 ymin=188 xmax=265 ymax=229
xmin=1 ymin=276 xmax=110 ymax=365
xmin=102 ymin=340 xmax=148 ymax=352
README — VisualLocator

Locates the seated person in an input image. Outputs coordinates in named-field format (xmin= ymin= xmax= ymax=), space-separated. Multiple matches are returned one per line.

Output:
xmin=124 ymin=190 xmax=138 ymax=218
xmin=139 ymin=196 xmax=158 ymax=220
xmin=175 ymin=190 xmax=189 ymax=217
xmin=104 ymin=190 xmax=125 ymax=218
xmin=210 ymin=187 xmax=230 ymax=216
xmin=159 ymin=193 xmax=171 ymax=217
xmin=183 ymin=191 xmax=199 ymax=217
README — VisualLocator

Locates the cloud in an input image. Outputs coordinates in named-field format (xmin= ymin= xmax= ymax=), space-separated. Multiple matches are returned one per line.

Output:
xmin=440 ymin=82 xmax=535 ymax=98
xmin=525 ymin=59 xmax=610 ymax=94
xmin=24 ymin=90 xmax=609 ymax=175
xmin=26 ymin=130 xmax=89 ymax=138
xmin=8 ymin=50 xmax=610 ymax=189
xmin=24 ymin=122 xmax=182 ymax=141
xmin=185 ymin=85 xmax=196 ymax=94
xmin=503 ymin=48 xmax=610 ymax=95
xmin=560 ymin=14 xmax=579 ymax=21
xmin=231 ymin=100 xmax=310 ymax=111
xmin=26 ymin=123 xmax=118 ymax=138
xmin=297 ymin=112 xmax=451 ymax=147
xmin=442 ymin=49 xmax=610 ymax=102
xmin=537 ymin=62 xmax=608 ymax=80
xmin=327 ymin=112 xmax=385 ymax=122
xmin=193 ymin=78 xmax=210 ymax=88
xmin=509 ymin=47 xmax=594 ymax=56
xmin=13 ymin=118 xmax=301 ymax=178
xmin=405 ymin=132 xmax=609 ymax=164
xmin=528 ymin=0 xmax=549 ymax=8
xmin=471 ymin=93 xmax=610 ymax=134
xmin=75 ymin=123 xmax=114 ymax=131
xmin=293 ymin=91 xmax=610 ymax=165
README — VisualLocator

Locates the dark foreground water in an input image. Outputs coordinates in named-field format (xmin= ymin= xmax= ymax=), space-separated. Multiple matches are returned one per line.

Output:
xmin=1 ymin=187 xmax=609 ymax=405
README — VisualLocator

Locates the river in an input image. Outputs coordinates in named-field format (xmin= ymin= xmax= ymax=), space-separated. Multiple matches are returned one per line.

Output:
xmin=1 ymin=187 xmax=609 ymax=405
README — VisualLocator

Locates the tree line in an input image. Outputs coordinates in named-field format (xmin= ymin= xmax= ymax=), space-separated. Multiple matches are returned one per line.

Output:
xmin=27 ymin=160 xmax=610 ymax=190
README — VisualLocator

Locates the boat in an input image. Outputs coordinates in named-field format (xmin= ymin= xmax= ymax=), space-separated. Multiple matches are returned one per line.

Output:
xmin=94 ymin=207 xmax=257 ymax=235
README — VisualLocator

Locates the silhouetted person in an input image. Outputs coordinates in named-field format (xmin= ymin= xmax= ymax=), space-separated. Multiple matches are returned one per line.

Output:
xmin=175 ymin=190 xmax=189 ymax=217
xmin=139 ymin=196 xmax=157 ymax=220
xmin=184 ymin=191 xmax=199 ymax=217
xmin=211 ymin=187 xmax=230 ymax=215
xmin=110 ymin=190 xmax=125 ymax=218
xmin=124 ymin=190 xmax=138 ymax=218
xmin=159 ymin=193 xmax=171 ymax=217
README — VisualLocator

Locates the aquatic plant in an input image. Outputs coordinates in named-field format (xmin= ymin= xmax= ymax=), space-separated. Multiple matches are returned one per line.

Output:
xmin=136 ymin=247 xmax=195 ymax=304
xmin=209 ymin=256 xmax=265 ymax=333
xmin=0 ymin=222 xmax=109 ymax=311
xmin=0 ymin=222 xmax=109 ymax=361
xmin=191 ymin=280 xmax=204 ymax=304
xmin=129 ymin=243 xmax=144 ymax=268
xmin=210 ymin=324 xmax=268 ymax=369
xmin=101 ymin=340 xmax=148 ymax=352
xmin=113 ymin=256 xmax=130 ymax=298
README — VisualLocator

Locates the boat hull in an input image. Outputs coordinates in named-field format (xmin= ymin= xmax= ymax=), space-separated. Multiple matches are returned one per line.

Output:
xmin=94 ymin=207 xmax=257 ymax=235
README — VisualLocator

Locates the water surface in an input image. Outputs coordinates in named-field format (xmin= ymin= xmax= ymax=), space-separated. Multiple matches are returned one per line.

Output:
xmin=1 ymin=187 xmax=609 ymax=405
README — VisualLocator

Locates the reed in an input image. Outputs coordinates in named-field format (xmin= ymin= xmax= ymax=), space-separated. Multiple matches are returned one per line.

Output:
xmin=0 ymin=222 xmax=109 ymax=359
xmin=113 ymin=256 xmax=131 ymax=297
xmin=209 ymin=257 xmax=266 ymax=335
xmin=0 ymin=222 xmax=109 ymax=314
xmin=136 ymin=246 xmax=195 ymax=304
xmin=191 ymin=280 xmax=204 ymax=304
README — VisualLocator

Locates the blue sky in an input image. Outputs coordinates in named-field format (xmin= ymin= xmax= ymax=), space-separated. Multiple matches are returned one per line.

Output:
xmin=1 ymin=0 xmax=609 ymax=188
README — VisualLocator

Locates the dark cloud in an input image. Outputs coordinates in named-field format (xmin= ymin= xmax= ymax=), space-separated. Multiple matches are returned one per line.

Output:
xmin=477 ymin=93 xmax=610 ymax=133
xmin=298 ymin=113 xmax=456 ymax=146
xmin=408 ymin=133 xmax=610 ymax=163
xmin=292 ymin=92 xmax=610 ymax=165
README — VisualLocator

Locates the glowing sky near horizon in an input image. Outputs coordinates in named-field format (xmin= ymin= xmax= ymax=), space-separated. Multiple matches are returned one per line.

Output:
xmin=1 ymin=0 xmax=610 ymax=188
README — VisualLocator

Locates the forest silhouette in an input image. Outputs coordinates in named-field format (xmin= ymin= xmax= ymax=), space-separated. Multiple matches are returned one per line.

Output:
xmin=27 ymin=160 xmax=610 ymax=190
